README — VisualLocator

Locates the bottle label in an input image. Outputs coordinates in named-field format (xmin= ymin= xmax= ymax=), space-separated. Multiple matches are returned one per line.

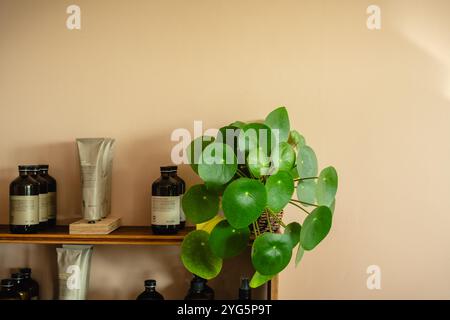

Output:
xmin=39 ymin=193 xmax=49 ymax=222
xmin=48 ymin=192 xmax=57 ymax=219
xmin=151 ymin=196 xmax=180 ymax=225
xmin=180 ymin=194 xmax=186 ymax=222
xmin=10 ymin=195 xmax=39 ymax=225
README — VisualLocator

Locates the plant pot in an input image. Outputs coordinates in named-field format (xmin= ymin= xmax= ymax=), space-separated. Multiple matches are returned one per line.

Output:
xmin=250 ymin=211 xmax=283 ymax=233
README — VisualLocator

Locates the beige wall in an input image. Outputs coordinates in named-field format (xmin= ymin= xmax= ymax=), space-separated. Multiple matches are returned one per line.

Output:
xmin=0 ymin=0 xmax=449 ymax=299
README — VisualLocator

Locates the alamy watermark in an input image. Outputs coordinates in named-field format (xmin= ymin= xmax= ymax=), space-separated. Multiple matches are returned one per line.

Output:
xmin=170 ymin=121 xmax=282 ymax=176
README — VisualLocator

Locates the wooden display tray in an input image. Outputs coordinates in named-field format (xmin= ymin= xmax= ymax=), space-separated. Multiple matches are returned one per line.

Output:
xmin=69 ymin=217 xmax=121 ymax=235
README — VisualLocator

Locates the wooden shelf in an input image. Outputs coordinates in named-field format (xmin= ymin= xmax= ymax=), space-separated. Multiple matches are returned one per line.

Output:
xmin=0 ymin=225 xmax=195 ymax=246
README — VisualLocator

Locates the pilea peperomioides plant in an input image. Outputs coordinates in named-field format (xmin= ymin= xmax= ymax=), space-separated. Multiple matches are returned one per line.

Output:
xmin=180 ymin=107 xmax=338 ymax=288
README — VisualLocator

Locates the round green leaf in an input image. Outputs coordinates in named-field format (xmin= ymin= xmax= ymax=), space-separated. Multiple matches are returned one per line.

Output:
xmin=209 ymin=220 xmax=250 ymax=258
xmin=272 ymin=142 xmax=296 ymax=173
xmin=329 ymin=199 xmax=336 ymax=215
xmin=265 ymin=106 xmax=290 ymax=143
xmin=222 ymin=178 xmax=267 ymax=229
xmin=288 ymin=130 xmax=306 ymax=149
xmin=295 ymin=245 xmax=305 ymax=267
xmin=300 ymin=206 xmax=332 ymax=251
xmin=238 ymin=123 xmax=273 ymax=156
xmin=182 ymin=184 xmax=220 ymax=224
xmin=181 ymin=230 xmax=222 ymax=280
xmin=250 ymin=271 xmax=273 ymax=288
xmin=217 ymin=125 xmax=241 ymax=156
xmin=265 ymin=171 xmax=294 ymax=213
xmin=198 ymin=142 xmax=237 ymax=188
xmin=296 ymin=179 xmax=316 ymax=206
xmin=229 ymin=121 xmax=246 ymax=129
xmin=247 ymin=147 xmax=270 ymax=178
xmin=186 ymin=136 xmax=215 ymax=174
xmin=251 ymin=233 xmax=292 ymax=275
xmin=316 ymin=166 xmax=338 ymax=207
xmin=297 ymin=145 xmax=318 ymax=179
xmin=284 ymin=222 xmax=301 ymax=248
xmin=290 ymin=166 xmax=299 ymax=179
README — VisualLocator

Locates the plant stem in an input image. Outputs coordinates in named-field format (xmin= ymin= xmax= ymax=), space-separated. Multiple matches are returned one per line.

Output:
xmin=255 ymin=219 xmax=261 ymax=235
xmin=289 ymin=201 xmax=310 ymax=215
xmin=252 ymin=222 xmax=259 ymax=238
xmin=237 ymin=169 xmax=248 ymax=178
xmin=268 ymin=211 xmax=287 ymax=228
xmin=294 ymin=176 xmax=318 ymax=182
xmin=290 ymin=199 xmax=319 ymax=207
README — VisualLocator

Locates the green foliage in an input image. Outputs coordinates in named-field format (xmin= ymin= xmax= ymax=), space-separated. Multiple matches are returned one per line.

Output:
xmin=182 ymin=106 xmax=339 ymax=287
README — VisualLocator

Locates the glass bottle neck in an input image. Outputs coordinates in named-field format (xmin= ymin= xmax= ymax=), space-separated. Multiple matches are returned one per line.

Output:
xmin=145 ymin=286 xmax=156 ymax=292
xmin=161 ymin=172 xmax=171 ymax=178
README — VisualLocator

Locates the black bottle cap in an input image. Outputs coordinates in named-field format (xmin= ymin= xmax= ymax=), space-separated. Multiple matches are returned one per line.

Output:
xmin=192 ymin=280 xmax=205 ymax=293
xmin=19 ymin=268 xmax=31 ymax=275
xmin=26 ymin=165 xmax=40 ymax=173
xmin=38 ymin=164 xmax=49 ymax=170
xmin=18 ymin=165 xmax=37 ymax=172
xmin=160 ymin=166 xmax=177 ymax=173
xmin=240 ymin=277 xmax=250 ymax=290
xmin=0 ymin=279 xmax=14 ymax=287
xmin=239 ymin=277 xmax=251 ymax=300
xmin=144 ymin=279 xmax=156 ymax=288
xmin=11 ymin=273 xmax=24 ymax=280
xmin=192 ymin=274 xmax=207 ymax=283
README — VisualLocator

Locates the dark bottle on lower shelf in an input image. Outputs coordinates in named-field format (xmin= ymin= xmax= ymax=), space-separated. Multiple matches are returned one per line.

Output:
xmin=136 ymin=280 xmax=164 ymax=300
xmin=151 ymin=166 xmax=180 ymax=235
xmin=238 ymin=277 xmax=251 ymax=300
xmin=168 ymin=166 xmax=186 ymax=230
xmin=39 ymin=165 xmax=57 ymax=228
xmin=188 ymin=275 xmax=215 ymax=300
xmin=30 ymin=165 xmax=49 ymax=230
xmin=185 ymin=280 xmax=212 ymax=300
xmin=20 ymin=268 xmax=39 ymax=300
xmin=9 ymin=165 xmax=40 ymax=234
xmin=11 ymin=273 xmax=30 ymax=300
xmin=0 ymin=279 xmax=21 ymax=300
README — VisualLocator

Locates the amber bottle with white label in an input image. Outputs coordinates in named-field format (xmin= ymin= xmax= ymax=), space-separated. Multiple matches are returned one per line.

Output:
xmin=151 ymin=166 xmax=180 ymax=235
xmin=38 ymin=165 xmax=57 ymax=227
xmin=9 ymin=165 xmax=40 ymax=234
xmin=29 ymin=165 xmax=49 ymax=230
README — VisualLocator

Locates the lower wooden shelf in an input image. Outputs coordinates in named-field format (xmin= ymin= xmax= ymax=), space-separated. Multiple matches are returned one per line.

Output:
xmin=0 ymin=225 xmax=195 ymax=245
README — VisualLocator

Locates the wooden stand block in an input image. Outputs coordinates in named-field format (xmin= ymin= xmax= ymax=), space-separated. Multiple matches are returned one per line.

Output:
xmin=69 ymin=217 xmax=121 ymax=235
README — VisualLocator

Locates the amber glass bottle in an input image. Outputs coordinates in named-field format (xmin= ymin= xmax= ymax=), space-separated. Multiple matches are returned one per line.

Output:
xmin=11 ymin=273 xmax=29 ymax=300
xmin=29 ymin=165 xmax=48 ymax=230
xmin=136 ymin=280 xmax=164 ymax=300
xmin=151 ymin=166 xmax=180 ymax=235
xmin=20 ymin=268 xmax=39 ymax=300
xmin=0 ymin=279 xmax=21 ymax=300
xmin=9 ymin=165 xmax=40 ymax=234
xmin=168 ymin=166 xmax=186 ymax=230
xmin=39 ymin=165 xmax=57 ymax=227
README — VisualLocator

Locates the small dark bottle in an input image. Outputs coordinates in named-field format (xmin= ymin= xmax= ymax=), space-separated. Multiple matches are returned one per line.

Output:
xmin=168 ymin=166 xmax=186 ymax=230
xmin=0 ymin=279 xmax=21 ymax=300
xmin=11 ymin=273 xmax=30 ymax=300
xmin=238 ymin=277 xmax=251 ymax=300
xmin=20 ymin=268 xmax=39 ymax=300
xmin=189 ymin=275 xmax=215 ymax=300
xmin=136 ymin=280 xmax=164 ymax=300
xmin=185 ymin=280 xmax=211 ymax=300
xmin=29 ymin=165 xmax=49 ymax=230
xmin=151 ymin=166 xmax=180 ymax=235
xmin=39 ymin=165 xmax=57 ymax=227
xmin=9 ymin=165 xmax=40 ymax=234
